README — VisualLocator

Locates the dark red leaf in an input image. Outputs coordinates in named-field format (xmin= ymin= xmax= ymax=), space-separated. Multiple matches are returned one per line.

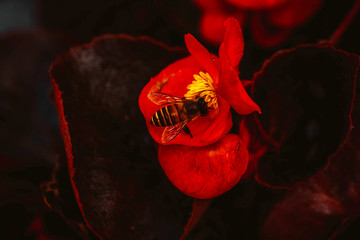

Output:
xmin=27 ymin=212 xmax=89 ymax=240
xmin=50 ymin=35 xmax=194 ymax=239
xmin=184 ymin=180 xmax=285 ymax=239
xmin=42 ymin=153 xmax=98 ymax=239
xmin=260 ymin=63 xmax=360 ymax=240
xmin=333 ymin=217 xmax=360 ymax=240
xmin=0 ymin=30 xmax=73 ymax=240
xmin=253 ymin=45 xmax=358 ymax=187
xmin=36 ymin=0 xmax=199 ymax=46
xmin=239 ymin=115 xmax=276 ymax=178
xmin=0 ymin=30 xmax=72 ymax=162
xmin=180 ymin=199 xmax=212 ymax=239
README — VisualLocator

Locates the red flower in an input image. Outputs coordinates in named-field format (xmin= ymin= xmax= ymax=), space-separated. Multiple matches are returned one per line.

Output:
xmin=139 ymin=17 xmax=260 ymax=147
xmin=158 ymin=134 xmax=249 ymax=199
xmin=194 ymin=0 xmax=324 ymax=47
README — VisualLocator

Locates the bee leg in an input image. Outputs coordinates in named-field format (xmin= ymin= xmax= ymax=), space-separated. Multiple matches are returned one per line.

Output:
xmin=183 ymin=126 xmax=193 ymax=138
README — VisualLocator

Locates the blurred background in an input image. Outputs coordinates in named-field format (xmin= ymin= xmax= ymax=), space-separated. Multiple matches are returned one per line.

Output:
xmin=0 ymin=0 xmax=359 ymax=239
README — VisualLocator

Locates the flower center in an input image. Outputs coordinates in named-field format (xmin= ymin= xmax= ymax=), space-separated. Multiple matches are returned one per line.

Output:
xmin=184 ymin=71 xmax=218 ymax=109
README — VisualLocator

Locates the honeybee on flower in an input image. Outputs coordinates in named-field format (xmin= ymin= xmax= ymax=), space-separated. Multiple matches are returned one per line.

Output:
xmin=148 ymin=71 xmax=219 ymax=143
xmin=139 ymin=17 xmax=260 ymax=147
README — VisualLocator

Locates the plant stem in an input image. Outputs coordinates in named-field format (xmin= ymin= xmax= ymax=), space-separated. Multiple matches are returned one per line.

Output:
xmin=328 ymin=0 xmax=360 ymax=46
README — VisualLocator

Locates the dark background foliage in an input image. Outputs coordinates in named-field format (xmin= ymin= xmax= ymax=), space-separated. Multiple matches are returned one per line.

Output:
xmin=1 ymin=0 xmax=360 ymax=239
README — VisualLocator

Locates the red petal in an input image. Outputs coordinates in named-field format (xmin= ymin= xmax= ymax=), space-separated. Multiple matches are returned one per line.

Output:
xmin=221 ymin=17 xmax=245 ymax=68
xmin=184 ymin=34 xmax=220 ymax=81
xmin=197 ymin=7 xmax=247 ymax=46
xmin=193 ymin=0 xmax=224 ymax=10
xmin=218 ymin=63 xmax=261 ymax=115
xmin=158 ymin=134 xmax=249 ymax=199
xmin=198 ymin=12 xmax=228 ymax=45
xmin=225 ymin=0 xmax=287 ymax=10
xmin=217 ymin=18 xmax=261 ymax=115
xmin=139 ymin=59 xmax=233 ymax=147
xmin=251 ymin=13 xmax=292 ymax=48
xmin=267 ymin=0 xmax=324 ymax=28
xmin=217 ymin=17 xmax=261 ymax=114
xmin=219 ymin=56 xmax=261 ymax=115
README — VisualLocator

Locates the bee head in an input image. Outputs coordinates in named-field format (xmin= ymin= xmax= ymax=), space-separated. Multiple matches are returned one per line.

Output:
xmin=197 ymin=97 xmax=208 ymax=116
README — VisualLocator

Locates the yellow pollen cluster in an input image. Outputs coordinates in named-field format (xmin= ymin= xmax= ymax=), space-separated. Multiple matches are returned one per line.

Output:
xmin=184 ymin=71 xmax=218 ymax=109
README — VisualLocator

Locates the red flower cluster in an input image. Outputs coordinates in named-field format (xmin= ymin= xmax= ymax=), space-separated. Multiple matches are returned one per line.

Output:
xmin=139 ymin=17 xmax=260 ymax=147
xmin=194 ymin=0 xmax=324 ymax=47
xmin=139 ymin=18 xmax=260 ymax=198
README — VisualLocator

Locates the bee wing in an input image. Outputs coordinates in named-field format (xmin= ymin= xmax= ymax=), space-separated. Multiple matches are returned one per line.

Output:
xmin=161 ymin=119 xmax=191 ymax=143
xmin=148 ymin=92 xmax=183 ymax=105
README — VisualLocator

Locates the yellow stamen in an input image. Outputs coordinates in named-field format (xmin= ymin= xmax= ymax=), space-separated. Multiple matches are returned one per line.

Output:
xmin=184 ymin=71 xmax=218 ymax=109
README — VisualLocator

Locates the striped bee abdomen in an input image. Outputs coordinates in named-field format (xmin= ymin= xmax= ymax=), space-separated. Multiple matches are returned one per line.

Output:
xmin=150 ymin=104 xmax=182 ymax=127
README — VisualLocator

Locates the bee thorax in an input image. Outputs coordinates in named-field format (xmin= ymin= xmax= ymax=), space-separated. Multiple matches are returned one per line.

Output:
xmin=184 ymin=102 xmax=200 ymax=116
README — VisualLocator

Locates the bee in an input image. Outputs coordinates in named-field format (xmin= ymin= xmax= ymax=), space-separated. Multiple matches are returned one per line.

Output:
xmin=148 ymin=92 xmax=210 ymax=143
